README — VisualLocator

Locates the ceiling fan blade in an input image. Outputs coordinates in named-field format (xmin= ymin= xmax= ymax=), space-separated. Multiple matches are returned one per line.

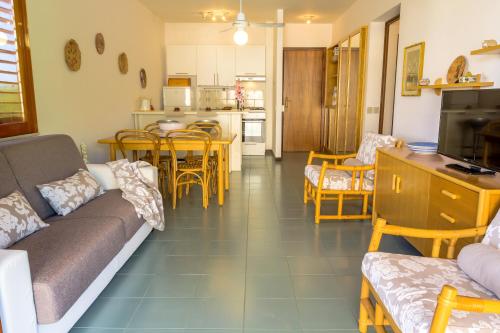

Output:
xmin=220 ymin=27 xmax=234 ymax=33
xmin=251 ymin=22 xmax=285 ymax=28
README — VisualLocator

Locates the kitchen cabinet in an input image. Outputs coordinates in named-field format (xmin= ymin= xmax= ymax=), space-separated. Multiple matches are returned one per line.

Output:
xmin=236 ymin=46 xmax=266 ymax=76
xmin=196 ymin=46 xmax=217 ymax=85
xmin=216 ymin=46 xmax=236 ymax=86
xmin=167 ymin=46 xmax=197 ymax=76
xmin=196 ymin=46 xmax=236 ymax=86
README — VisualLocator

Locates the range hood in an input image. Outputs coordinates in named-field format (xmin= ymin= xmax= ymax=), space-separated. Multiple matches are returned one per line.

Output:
xmin=236 ymin=76 xmax=266 ymax=82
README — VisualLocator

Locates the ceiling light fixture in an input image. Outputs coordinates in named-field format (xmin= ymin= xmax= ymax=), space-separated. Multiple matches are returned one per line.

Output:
xmin=233 ymin=0 xmax=249 ymax=46
xmin=201 ymin=10 xmax=231 ymax=22
xmin=304 ymin=15 xmax=315 ymax=24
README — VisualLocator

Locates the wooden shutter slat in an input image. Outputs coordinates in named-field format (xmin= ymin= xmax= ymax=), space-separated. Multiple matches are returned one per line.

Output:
xmin=0 ymin=49 xmax=16 ymax=55
xmin=0 ymin=80 xmax=17 ymax=84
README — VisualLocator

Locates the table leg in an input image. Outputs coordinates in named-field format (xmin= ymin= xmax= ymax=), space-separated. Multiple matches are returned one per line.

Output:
xmin=109 ymin=144 xmax=117 ymax=161
xmin=218 ymin=145 xmax=224 ymax=206
xmin=224 ymin=144 xmax=230 ymax=191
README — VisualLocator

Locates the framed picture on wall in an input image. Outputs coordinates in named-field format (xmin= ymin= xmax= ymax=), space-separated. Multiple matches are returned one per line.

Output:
xmin=402 ymin=42 xmax=425 ymax=96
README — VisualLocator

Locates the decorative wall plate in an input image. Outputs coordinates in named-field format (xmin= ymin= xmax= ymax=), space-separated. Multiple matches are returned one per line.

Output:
xmin=140 ymin=68 xmax=147 ymax=88
xmin=447 ymin=56 xmax=466 ymax=84
xmin=95 ymin=33 xmax=105 ymax=55
xmin=64 ymin=39 xmax=81 ymax=71
xmin=118 ymin=52 xmax=128 ymax=74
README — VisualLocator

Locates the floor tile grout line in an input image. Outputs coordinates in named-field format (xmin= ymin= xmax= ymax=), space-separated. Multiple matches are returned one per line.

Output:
xmin=241 ymin=158 xmax=253 ymax=332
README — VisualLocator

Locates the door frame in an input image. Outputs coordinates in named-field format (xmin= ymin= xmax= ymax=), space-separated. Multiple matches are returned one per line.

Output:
xmin=281 ymin=47 xmax=326 ymax=153
xmin=378 ymin=15 xmax=400 ymax=134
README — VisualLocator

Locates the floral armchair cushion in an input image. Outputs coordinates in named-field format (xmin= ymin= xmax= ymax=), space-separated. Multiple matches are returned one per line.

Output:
xmin=305 ymin=165 xmax=374 ymax=191
xmin=355 ymin=133 xmax=397 ymax=180
xmin=362 ymin=252 xmax=500 ymax=333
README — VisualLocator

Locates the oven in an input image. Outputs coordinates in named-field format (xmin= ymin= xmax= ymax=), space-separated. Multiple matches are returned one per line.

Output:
xmin=242 ymin=112 xmax=266 ymax=155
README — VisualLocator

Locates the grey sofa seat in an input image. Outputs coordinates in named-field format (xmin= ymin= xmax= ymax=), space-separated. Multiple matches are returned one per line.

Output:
xmin=48 ymin=190 xmax=145 ymax=241
xmin=11 ymin=217 xmax=126 ymax=324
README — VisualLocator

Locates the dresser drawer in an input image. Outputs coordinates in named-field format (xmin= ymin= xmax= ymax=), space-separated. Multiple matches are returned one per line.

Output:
xmin=428 ymin=175 xmax=479 ymax=229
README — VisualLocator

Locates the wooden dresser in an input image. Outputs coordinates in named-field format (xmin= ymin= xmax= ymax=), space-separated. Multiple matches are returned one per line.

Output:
xmin=373 ymin=147 xmax=500 ymax=257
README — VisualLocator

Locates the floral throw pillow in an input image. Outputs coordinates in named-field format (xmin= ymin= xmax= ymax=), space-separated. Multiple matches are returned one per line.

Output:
xmin=0 ymin=191 xmax=49 ymax=249
xmin=37 ymin=169 xmax=104 ymax=216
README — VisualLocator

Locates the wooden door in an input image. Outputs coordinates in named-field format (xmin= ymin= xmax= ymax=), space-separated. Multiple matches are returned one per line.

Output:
xmin=283 ymin=48 xmax=325 ymax=152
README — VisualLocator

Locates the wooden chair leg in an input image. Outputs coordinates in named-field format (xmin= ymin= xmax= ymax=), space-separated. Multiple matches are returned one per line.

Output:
xmin=338 ymin=193 xmax=344 ymax=217
xmin=362 ymin=194 xmax=369 ymax=215
xmin=315 ymin=188 xmax=322 ymax=224
xmin=303 ymin=178 xmax=309 ymax=204
xmin=359 ymin=278 xmax=370 ymax=333
xmin=172 ymin=178 xmax=178 ymax=209
xmin=375 ymin=303 xmax=384 ymax=326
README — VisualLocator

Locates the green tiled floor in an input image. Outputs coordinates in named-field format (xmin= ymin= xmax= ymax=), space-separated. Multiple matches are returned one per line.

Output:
xmin=72 ymin=153 xmax=416 ymax=332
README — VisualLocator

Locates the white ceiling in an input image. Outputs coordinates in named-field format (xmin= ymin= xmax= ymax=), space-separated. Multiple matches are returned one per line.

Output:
xmin=138 ymin=0 xmax=356 ymax=24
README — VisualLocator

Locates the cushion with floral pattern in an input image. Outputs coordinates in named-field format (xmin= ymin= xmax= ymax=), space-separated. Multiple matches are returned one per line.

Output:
xmin=37 ymin=169 xmax=104 ymax=216
xmin=0 ymin=191 xmax=49 ymax=249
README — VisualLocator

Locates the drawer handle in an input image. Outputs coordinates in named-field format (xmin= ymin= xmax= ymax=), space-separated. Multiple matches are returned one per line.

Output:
xmin=440 ymin=212 xmax=456 ymax=224
xmin=441 ymin=190 xmax=458 ymax=200
xmin=395 ymin=176 xmax=402 ymax=194
xmin=392 ymin=174 xmax=397 ymax=191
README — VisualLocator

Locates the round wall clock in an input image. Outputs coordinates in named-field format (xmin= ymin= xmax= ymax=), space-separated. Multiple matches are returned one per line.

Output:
xmin=95 ymin=33 xmax=105 ymax=55
xmin=447 ymin=56 xmax=466 ymax=84
xmin=64 ymin=39 xmax=81 ymax=71
xmin=118 ymin=52 xmax=128 ymax=74
xmin=139 ymin=68 xmax=147 ymax=88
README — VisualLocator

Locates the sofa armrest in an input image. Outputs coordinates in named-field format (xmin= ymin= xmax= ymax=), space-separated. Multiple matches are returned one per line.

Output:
xmin=306 ymin=151 xmax=357 ymax=165
xmin=87 ymin=164 xmax=158 ymax=190
xmin=368 ymin=218 xmax=487 ymax=258
xmin=0 ymin=250 xmax=37 ymax=333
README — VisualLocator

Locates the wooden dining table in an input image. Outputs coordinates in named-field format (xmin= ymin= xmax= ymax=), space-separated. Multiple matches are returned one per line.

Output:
xmin=97 ymin=133 xmax=236 ymax=206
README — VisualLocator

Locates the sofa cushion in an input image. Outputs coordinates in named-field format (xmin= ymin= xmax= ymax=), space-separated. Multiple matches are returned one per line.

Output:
xmin=305 ymin=164 xmax=374 ymax=191
xmin=10 ymin=216 xmax=126 ymax=324
xmin=0 ymin=191 xmax=49 ymax=248
xmin=37 ymin=169 xmax=104 ymax=216
xmin=0 ymin=151 xmax=22 ymax=198
xmin=362 ymin=252 xmax=500 ymax=333
xmin=48 ymin=189 xmax=144 ymax=241
xmin=0 ymin=135 xmax=86 ymax=220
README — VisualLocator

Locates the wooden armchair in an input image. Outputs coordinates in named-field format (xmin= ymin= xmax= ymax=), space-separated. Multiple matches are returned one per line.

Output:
xmin=359 ymin=218 xmax=500 ymax=333
xmin=304 ymin=133 xmax=402 ymax=224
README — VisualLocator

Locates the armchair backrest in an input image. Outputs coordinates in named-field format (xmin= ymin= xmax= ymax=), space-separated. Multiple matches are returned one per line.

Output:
xmin=356 ymin=133 xmax=398 ymax=166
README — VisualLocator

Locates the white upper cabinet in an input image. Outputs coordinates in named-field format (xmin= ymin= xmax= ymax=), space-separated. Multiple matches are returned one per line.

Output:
xmin=167 ymin=46 xmax=197 ymax=76
xmin=196 ymin=46 xmax=217 ymax=85
xmin=236 ymin=46 xmax=266 ymax=76
xmin=216 ymin=46 xmax=235 ymax=86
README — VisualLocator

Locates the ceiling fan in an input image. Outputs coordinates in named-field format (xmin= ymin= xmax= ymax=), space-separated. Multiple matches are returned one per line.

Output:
xmin=224 ymin=0 xmax=284 ymax=45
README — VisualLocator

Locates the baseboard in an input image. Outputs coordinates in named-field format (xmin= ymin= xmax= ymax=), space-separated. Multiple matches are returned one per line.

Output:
xmin=267 ymin=150 xmax=282 ymax=161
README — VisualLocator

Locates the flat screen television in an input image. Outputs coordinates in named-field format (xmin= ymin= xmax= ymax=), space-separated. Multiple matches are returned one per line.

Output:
xmin=438 ymin=89 xmax=500 ymax=171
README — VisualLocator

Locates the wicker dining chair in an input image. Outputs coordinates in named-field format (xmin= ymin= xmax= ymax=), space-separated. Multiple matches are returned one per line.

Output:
xmin=115 ymin=129 xmax=166 ymax=195
xmin=166 ymin=129 xmax=212 ymax=209
xmin=143 ymin=122 xmax=173 ymax=194
xmin=187 ymin=121 xmax=222 ymax=195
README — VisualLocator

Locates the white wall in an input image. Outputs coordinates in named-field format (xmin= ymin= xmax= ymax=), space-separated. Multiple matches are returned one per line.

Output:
xmin=27 ymin=0 xmax=165 ymax=163
xmin=284 ymin=24 xmax=332 ymax=47
xmin=333 ymin=0 xmax=500 ymax=143
xmin=393 ymin=0 xmax=500 ymax=142
xmin=165 ymin=23 xmax=267 ymax=45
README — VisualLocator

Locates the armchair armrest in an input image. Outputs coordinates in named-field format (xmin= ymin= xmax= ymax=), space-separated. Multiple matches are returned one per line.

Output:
xmin=430 ymin=285 xmax=500 ymax=332
xmin=87 ymin=164 xmax=158 ymax=190
xmin=0 ymin=250 xmax=37 ymax=333
xmin=368 ymin=218 xmax=487 ymax=258
xmin=307 ymin=151 xmax=357 ymax=165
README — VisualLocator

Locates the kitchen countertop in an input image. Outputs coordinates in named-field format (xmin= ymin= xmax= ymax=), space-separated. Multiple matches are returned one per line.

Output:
xmin=133 ymin=110 xmax=248 ymax=115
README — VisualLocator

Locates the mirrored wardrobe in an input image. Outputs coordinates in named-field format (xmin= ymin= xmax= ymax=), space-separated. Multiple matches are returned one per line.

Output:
xmin=323 ymin=27 xmax=367 ymax=154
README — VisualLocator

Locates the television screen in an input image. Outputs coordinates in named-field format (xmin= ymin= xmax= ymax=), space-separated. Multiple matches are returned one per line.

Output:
xmin=438 ymin=89 xmax=500 ymax=171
